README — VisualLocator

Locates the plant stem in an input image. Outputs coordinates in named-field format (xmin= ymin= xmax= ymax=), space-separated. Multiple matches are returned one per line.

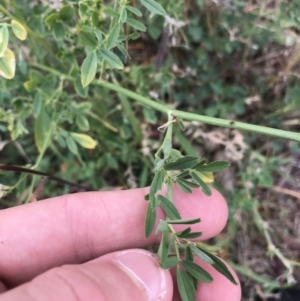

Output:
xmin=229 ymin=261 xmax=282 ymax=290
xmin=100 ymin=82 xmax=300 ymax=142
xmin=252 ymin=201 xmax=295 ymax=278
xmin=29 ymin=62 xmax=300 ymax=142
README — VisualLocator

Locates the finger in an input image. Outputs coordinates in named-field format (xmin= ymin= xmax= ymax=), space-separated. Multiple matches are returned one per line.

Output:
xmin=0 ymin=249 xmax=173 ymax=301
xmin=0 ymin=186 xmax=228 ymax=286
xmin=171 ymin=257 xmax=241 ymax=301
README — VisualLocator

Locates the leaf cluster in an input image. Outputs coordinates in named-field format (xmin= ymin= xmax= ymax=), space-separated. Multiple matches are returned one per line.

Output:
xmin=144 ymin=119 xmax=235 ymax=301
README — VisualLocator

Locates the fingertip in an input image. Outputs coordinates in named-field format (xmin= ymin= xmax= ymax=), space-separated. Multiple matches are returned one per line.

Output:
xmin=171 ymin=186 xmax=228 ymax=240
xmin=195 ymin=257 xmax=241 ymax=301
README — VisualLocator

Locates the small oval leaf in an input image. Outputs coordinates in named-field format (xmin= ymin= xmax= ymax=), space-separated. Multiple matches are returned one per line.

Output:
xmin=126 ymin=18 xmax=146 ymax=31
xmin=177 ymin=267 xmax=196 ymax=301
xmin=107 ymin=22 xmax=121 ymax=49
xmin=196 ymin=248 xmax=238 ymax=285
xmin=81 ymin=51 xmax=97 ymax=87
xmin=0 ymin=48 xmax=16 ymax=79
xmin=182 ymin=260 xmax=213 ymax=283
xmin=145 ymin=202 xmax=156 ymax=237
xmin=0 ymin=25 xmax=9 ymax=56
xmin=35 ymin=109 xmax=51 ymax=152
xmin=158 ymin=195 xmax=181 ymax=219
xmin=11 ymin=20 xmax=27 ymax=41
xmin=70 ymin=132 xmax=97 ymax=149
xmin=190 ymin=171 xmax=212 ymax=196
xmin=140 ymin=0 xmax=166 ymax=15
xmin=164 ymin=156 xmax=199 ymax=171
xmin=195 ymin=161 xmax=230 ymax=172
xmin=99 ymin=49 xmax=124 ymax=69
xmin=126 ymin=5 xmax=143 ymax=17
xmin=167 ymin=218 xmax=200 ymax=225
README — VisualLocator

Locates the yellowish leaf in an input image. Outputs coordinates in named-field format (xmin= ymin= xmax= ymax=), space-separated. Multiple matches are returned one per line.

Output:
xmin=11 ymin=20 xmax=27 ymax=41
xmin=70 ymin=132 xmax=97 ymax=149
xmin=197 ymin=171 xmax=214 ymax=184
xmin=0 ymin=48 xmax=15 ymax=79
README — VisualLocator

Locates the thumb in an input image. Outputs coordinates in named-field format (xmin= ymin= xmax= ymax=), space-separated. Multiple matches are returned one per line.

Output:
xmin=0 ymin=249 xmax=173 ymax=301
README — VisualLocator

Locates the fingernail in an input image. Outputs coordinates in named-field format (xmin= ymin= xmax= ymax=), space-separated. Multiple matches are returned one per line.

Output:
xmin=114 ymin=250 xmax=164 ymax=301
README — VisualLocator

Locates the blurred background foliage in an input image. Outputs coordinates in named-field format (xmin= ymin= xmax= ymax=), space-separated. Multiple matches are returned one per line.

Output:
xmin=0 ymin=0 xmax=300 ymax=299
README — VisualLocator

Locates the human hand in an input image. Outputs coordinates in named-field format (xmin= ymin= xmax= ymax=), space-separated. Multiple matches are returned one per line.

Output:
xmin=0 ymin=186 xmax=241 ymax=301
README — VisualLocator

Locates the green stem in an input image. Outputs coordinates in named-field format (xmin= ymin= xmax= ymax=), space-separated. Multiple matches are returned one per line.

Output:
xmin=29 ymin=62 xmax=300 ymax=142
xmin=229 ymin=261 xmax=282 ymax=290
xmin=252 ymin=202 xmax=294 ymax=276
xmin=100 ymin=82 xmax=300 ymax=142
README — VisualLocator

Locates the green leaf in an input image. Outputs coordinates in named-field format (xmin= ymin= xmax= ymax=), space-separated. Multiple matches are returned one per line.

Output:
xmin=190 ymin=171 xmax=212 ymax=196
xmin=70 ymin=133 xmax=97 ymax=149
xmin=126 ymin=18 xmax=146 ymax=31
xmin=99 ymin=49 xmax=124 ymax=69
xmin=176 ymin=227 xmax=191 ymax=236
xmin=192 ymin=159 xmax=207 ymax=170
xmin=196 ymin=248 xmax=238 ymax=285
xmin=126 ymin=5 xmax=143 ymax=17
xmin=59 ymin=4 xmax=75 ymax=21
xmin=157 ymin=230 xmax=168 ymax=263
xmin=140 ymin=0 xmax=167 ymax=15
xmin=175 ymin=170 xmax=190 ymax=178
xmin=177 ymin=266 xmax=195 ymax=301
xmin=79 ymin=30 xmax=98 ymax=48
xmin=74 ymin=76 xmax=89 ymax=98
xmin=79 ymin=3 xmax=89 ymax=20
xmin=177 ymin=231 xmax=202 ymax=239
xmin=35 ymin=109 xmax=51 ymax=153
xmin=164 ymin=156 xmax=199 ymax=171
xmin=177 ymin=178 xmax=192 ymax=194
xmin=77 ymin=102 xmax=92 ymax=113
xmin=195 ymin=161 xmax=230 ymax=172
xmin=161 ymin=256 xmax=178 ymax=269
xmin=66 ymin=135 xmax=78 ymax=155
xmin=76 ymin=115 xmax=90 ymax=131
xmin=11 ymin=20 xmax=27 ymax=41
xmin=179 ymin=120 xmax=186 ymax=131
xmin=0 ymin=25 xmax=9 ymax=56
xmin=33 ymin=92 xmax=42 ymax=117
xmin=149 ymin=170 xmax=164 ymax=202
xmin=45 ymin=13 xmax=57 ymax=29
xmin=158 ymin=195 xmax=181 ymax=219
xmin=176 ymin=178 xmax=200 ymax=188
xmin=185 ymin=245 xmax=194 ymax=261
xmin=190 ymin=245 xmax=214 ymax=264
xmin=182 ymin=260 xmax=213 ymax=283
xmin=0 ymin=48 xmax=15 ymax=79
xmin=107 ymin=22 xmax=121 ymax=49
xmin=53 ymin=22 xmax=65 ymax=40
xmin=145 ymin=202 xmax=156 ymax=237
xmin=103 ymin=7 xmax=119 ymax=18
xmin=167 ymin=218 xmax=200 ymax=225
xmin=155 ymin=220 xmax=168 ymax=234
xmin=81 ymin=51 xmax=97 ymax=87
xmin=120 ymin=8 xmax=127 ymax=23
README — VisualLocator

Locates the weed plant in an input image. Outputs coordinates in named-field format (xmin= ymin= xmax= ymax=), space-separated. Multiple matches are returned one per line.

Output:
xmin=0 ymin=0 xmax=300 ymax=299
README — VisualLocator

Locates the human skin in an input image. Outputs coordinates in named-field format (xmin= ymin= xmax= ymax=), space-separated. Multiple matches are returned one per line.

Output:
xmin=0 ymin=186 xmax=241 ymax=301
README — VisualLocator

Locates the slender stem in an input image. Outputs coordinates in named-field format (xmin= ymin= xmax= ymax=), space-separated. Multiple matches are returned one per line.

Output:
xmin=252 ymin=202 xmax=295 ymax=278
xmin=100 ymin=82 xmax=300 ymax=142
xmin=29 ymin=62 xmax=300 ymax=142
xmin=229 ymin=261 xmax=282 ymax=290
